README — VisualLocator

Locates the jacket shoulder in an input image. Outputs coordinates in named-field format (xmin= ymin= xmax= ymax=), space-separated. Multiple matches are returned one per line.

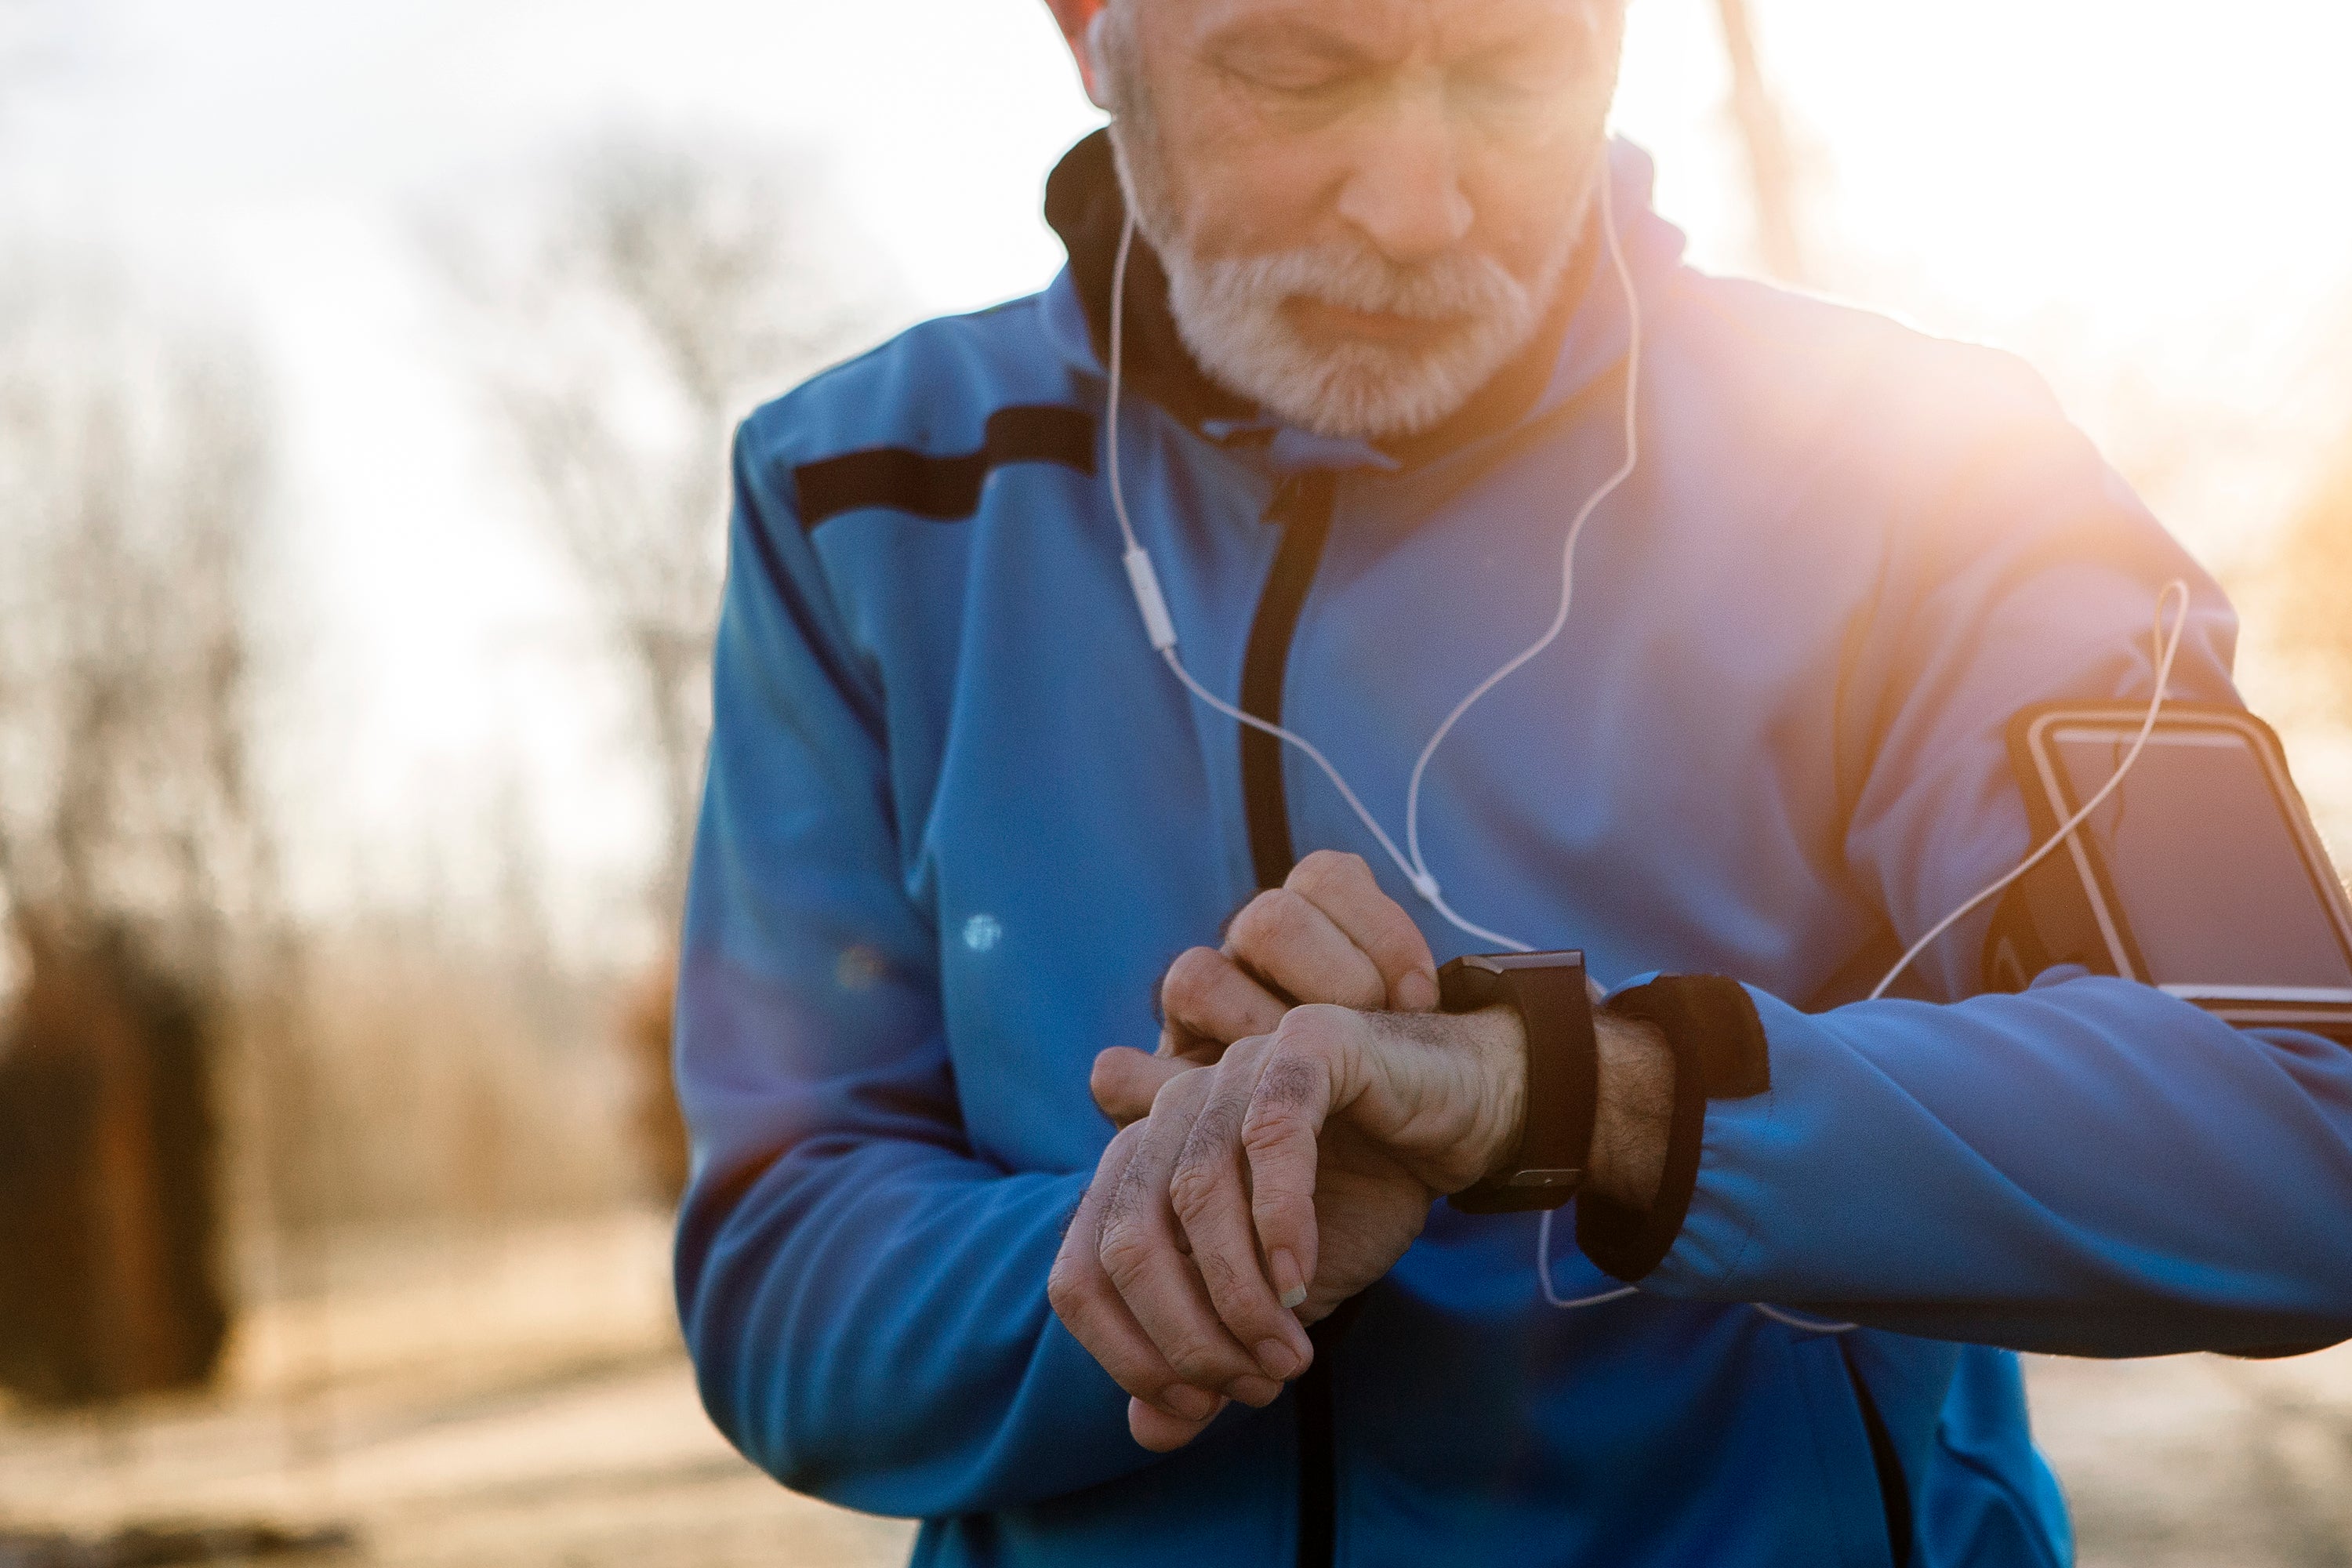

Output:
xmin=738 ymin=292 xmax=1085 ymax=483
xmin=1662 ymin=270 xmax=2070 ymax=466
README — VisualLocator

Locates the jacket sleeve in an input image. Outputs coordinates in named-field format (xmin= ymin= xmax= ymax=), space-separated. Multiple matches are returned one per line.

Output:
xmin=1584 ymin=364 xmax=2352 ymax=1356
xmin=671 ymin=420 xmax=1154 ymax=1515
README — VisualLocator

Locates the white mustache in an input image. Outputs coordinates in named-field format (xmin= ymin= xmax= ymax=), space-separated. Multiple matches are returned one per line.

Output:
xmin=1200 ymin=243 xmax=1530 ymax=331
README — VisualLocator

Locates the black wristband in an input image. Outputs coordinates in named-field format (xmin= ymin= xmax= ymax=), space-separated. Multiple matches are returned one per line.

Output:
xmin=1441 ymin=951 xmax=1598 ymax=1214
xmin=1576 ymin=974 xmax=1766 ymax=1280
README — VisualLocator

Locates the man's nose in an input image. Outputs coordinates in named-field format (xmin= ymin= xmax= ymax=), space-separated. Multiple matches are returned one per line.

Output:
xmin=1334 ymin=83 xmax=1474 ymax=267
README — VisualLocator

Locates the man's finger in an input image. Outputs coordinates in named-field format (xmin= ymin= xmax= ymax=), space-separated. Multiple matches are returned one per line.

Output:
xmin=1285 ymin=851 xmax=1439 ymax=1012
xmin=1091 ymin=1047 xmax=1192 ymax=1127
xmin=1159 ymin=946 xmax=1289 ymax=1058
xmin=1047 ymin=1125 xmax=1224 ymax=1425
xmin=1241 ymin=1007 xmax=1349 ymax=1312
xmin=1225 ymin=888 xmax=1386 ymax=1013
xmin=1169 ymin=1040 xmax=1315 ymax=1378
xmin=1098 ymin=1075 xmax=1289 ymax=1407
xmin=1128 ymin=1393 xmax=1226 ymax=1453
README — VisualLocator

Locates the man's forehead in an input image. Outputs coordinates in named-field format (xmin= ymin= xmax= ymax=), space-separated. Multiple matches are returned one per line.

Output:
xmin=1177 ymin=0 xmax=1610 ymax=53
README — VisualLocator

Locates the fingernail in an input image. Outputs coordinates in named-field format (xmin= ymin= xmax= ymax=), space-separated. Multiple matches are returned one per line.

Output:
xmin=1398 ymin=971 xmax=1439 ymax=1011
xmin=1255 ymin=1338 xmax=1301 ymax=1381
xmin=1271 ymin=1250 xmax=1308 ymax=1312
xmin=1161 ymin=1385 xmax=1218 ymax=1421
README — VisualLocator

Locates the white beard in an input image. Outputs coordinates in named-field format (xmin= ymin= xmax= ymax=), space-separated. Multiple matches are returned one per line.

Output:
xmin=1095 ymin=5 xmax=1581 ymax=442
xmin=1160 ymin=239 xmax=1563 ymax=443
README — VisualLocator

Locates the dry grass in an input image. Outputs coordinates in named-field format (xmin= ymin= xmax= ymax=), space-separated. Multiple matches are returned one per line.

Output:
xmin=220 ymin=922 xmax=649 ymax=1240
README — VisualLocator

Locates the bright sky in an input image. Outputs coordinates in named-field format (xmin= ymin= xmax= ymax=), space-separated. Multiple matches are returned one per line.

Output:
xmin=5 ymin=0 xmax=2350 ymax=938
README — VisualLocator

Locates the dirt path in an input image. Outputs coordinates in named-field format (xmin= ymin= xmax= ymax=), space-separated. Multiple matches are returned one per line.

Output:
xmin=0 ymin=1212 xmax=916 ymax=1567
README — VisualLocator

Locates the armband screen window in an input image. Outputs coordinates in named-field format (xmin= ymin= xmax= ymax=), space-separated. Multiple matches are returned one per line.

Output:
xmin=1987 ymin=704 xmax=2352 ymax=1042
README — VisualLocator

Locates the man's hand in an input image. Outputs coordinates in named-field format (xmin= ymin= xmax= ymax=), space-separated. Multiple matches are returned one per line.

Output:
xmin=1061 ymin=997 xmax=1674 ymax=1451
xmin=1122 ymin=848 xmax=1441 ymax=1088
xmin=1048 ymin=848 xmax=1675 ymax=1453
xmin=1052 ymin=851 xmax=1443 ymax=1448
xmin=1054 ymin=1000 xmax=1528 ymax=1451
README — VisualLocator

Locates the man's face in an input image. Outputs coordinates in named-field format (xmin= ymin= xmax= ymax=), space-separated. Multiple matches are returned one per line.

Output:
xmin=1098 ymin=0 xmax=1625 ymax=441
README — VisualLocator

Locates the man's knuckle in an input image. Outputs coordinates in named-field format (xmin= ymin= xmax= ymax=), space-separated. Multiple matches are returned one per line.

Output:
xmin=1164 ymin=1335 xmax=1232 ymax=1387
xmin=1097 ymin=1171 xmax=1141 ymax=1236
xmin=1163 ymin=946 xmax=1224 ymax=1009
xmin=1149 ymin=1071 xmax=1204 ymax=1120
xmin=1263 ymin=1048 xmax=1325 ymax=1098
xmin=1272 ymin=1007 xmax=1345 ymax=1060
xmin=1222 ymin=889 xmax=1277 ymax=939
xmin=1087 ymin=1053 xmax=1125 ymax=1104
xmin=1289 ymin=849 xmax=1367 ymax=899
xmin=1097 ymin=1222 xmax=1153 ymax=1284
xmin=1167 ymin=1157 xmax=1223 ymax=1225
xmin=1191 ymin=1244 xmax=1252 ymax=1310
xmin=1046 ymin=1258 xmax=1088 ymax=1319
xmin=1245 ymin=1064 xmax=1321 ymax=1136
xmin=1241 ymin=1105 xmax=1307 ymax=1158
xmin=1234 ymin=889 xmax=1308 ymax=949
xmin=1224 ymin=896 xmax=1273 ymax=953
xmin=1184 ymin=1093 xmax=1243 ymax=1153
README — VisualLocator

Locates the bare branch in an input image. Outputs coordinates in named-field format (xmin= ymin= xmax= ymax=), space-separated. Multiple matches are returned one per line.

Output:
xmin=434 ymin=131 xmax=883 ymax=924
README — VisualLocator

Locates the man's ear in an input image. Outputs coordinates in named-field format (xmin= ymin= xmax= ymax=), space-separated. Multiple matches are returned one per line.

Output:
xmin=1081 ymin=9 xmax=1116 ymax=111
xmin=1044 ymin=0 xmax=1114 ymax=109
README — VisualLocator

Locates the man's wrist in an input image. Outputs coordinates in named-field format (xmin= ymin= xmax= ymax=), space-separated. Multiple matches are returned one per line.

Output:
xmin=1587 ymin=1014 xmax=1674 ymax=1209
xmin=1457 ymin=1003 xmax=1672 ymax=1206
xmin=1457 ymin=1004 xmax=1530 ymax=1182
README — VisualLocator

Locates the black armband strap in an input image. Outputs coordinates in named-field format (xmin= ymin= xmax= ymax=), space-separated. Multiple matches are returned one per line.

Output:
xmin=1577 ymin=975 xmax=1767 ymax=1281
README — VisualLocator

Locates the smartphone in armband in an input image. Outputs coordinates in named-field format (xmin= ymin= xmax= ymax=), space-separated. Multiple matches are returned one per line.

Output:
xmin=1984 ymin=703 xmax=2352 ymax=1045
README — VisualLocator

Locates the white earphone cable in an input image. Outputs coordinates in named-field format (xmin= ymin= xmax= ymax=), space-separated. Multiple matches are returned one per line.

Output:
xmin=1536 ymin=1208 xmax=1639 ymax=1310
xmin=1733 ymin=578 xmax=2193 ymax=1338
xmin=1107 ymin=220 xmax=1436 ymax=901
xmin=1100 ymin=166 xmax=2186 ymax=1338
xmin=1400 ymin=176 xmax=1644 ymax=937
xmin=1867 ymin=579 xmax=2192 ymax=1003
xmin=1104 ymin=169 xmax=1639 ymax=954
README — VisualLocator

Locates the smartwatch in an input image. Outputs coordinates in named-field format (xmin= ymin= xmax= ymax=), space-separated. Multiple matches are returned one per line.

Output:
xmin=1441 ymin=950 xmax=1599 ymax=1214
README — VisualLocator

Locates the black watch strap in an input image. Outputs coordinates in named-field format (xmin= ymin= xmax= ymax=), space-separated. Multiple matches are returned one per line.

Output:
xmin=1442 ymin=950 xmax=1599 ymax=1214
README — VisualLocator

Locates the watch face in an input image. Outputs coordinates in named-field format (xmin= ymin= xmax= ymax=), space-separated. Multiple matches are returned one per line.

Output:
xmin=1437 ymin=960 xmax=1504 ymax=1014
xmin=1486 ymin=950 xmax=1588 ymax=975
xmin=1439 ymin=951 xmax=1585 ymax=1012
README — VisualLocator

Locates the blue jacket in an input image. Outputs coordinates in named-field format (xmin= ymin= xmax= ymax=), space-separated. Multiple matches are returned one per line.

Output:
xmin=673 ymin=136 xmax=2352 ymax=1567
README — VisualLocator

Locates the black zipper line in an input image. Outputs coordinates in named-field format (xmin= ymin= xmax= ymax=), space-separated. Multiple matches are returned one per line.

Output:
xmin=1839 ymin=1341 xmax=1913 ymax=1568
xmin=1236 ymin=468 xmax=1345 ymax=1568
xmin=1241 ymin=471 xmax=1338 ymax=894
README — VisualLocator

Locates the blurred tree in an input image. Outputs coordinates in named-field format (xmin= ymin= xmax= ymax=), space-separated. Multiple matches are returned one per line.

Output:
xmin=436 ymin=136 xmax=880 ymax=1196
xmin=0 ymin=272 xmax=274 ymax=984
xmin=443 ymin=136 xmax=873 ymax=927
xmin=1713 ymin=0 xmax=1811 ymax=285
xmin=0 ymin=264 xmax=276 ymax=1403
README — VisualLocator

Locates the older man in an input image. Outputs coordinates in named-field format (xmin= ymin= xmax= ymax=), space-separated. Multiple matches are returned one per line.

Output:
xmin=673 ymin=1 xmax=2352 ymax=1564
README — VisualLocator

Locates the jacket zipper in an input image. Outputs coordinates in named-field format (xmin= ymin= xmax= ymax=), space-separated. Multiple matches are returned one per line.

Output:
xmin=1237 ymin=470 xmax=1343 ymax=1568
xmin=1840 ymin=1342 xmax=1913 ymax=1568
xmin=1240 ymin=472 xmax=1338 ymax=891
